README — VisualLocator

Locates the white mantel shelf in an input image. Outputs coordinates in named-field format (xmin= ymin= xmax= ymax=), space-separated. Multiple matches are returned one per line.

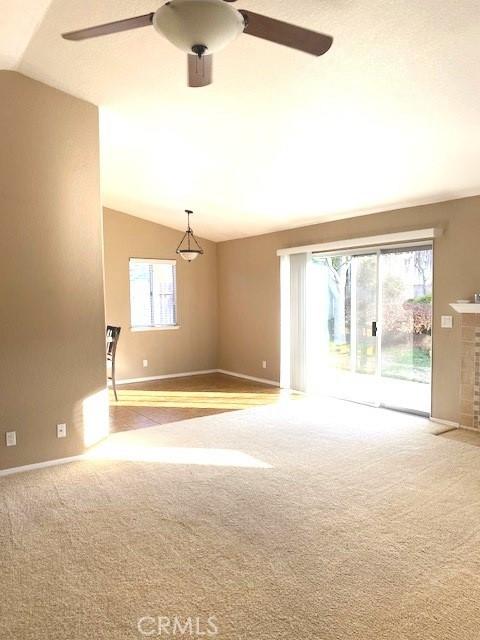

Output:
xmin=450 ymin=303 xmax=480 ymax=314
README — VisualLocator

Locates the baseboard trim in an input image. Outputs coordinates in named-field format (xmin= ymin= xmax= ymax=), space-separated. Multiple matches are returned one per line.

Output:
xmin=216 ymin=369 xmax=280 ymax=387
xmin=115 ymin=369 xmax=280 ymax=387
xmin=430 ymin=417 xmax=459 ymax=429
xmin=429 ymin=417 xmax=479 ymax=432
xmin=115 ymin=369 xmax=217 ymax=385
xmin=0 ymin=455 xmax=84 ymax=478
xmin=457 ymin=423 xmax=479 ymax=432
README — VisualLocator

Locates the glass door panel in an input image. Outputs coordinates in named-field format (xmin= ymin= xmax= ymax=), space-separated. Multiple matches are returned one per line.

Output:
xmin=310 ymin=252 xmax=378 ymax=405
xmin=379 ymin=246 xmax=432 ymax=414
xmin=354 ymin=254 xmax=377 ymax=376
xmin=308 ymin=245 xmax=432 ymax=415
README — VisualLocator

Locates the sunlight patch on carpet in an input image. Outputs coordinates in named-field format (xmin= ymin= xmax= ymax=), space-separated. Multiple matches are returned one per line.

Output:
xmin=85 ymin=441 xmax=273 ymax=468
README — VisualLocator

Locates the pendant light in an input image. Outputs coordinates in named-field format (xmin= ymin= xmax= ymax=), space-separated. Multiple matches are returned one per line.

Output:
xmin=176 ymin=210 xmax=204 ymax=262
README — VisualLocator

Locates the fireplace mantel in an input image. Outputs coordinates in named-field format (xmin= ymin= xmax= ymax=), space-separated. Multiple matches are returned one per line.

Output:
xmin=450 ymin=303 xmax=480 ymax=314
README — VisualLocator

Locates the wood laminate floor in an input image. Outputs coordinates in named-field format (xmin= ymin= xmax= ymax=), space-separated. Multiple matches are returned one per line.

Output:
xmin=109 ymin=372 xmax=293 ymax=433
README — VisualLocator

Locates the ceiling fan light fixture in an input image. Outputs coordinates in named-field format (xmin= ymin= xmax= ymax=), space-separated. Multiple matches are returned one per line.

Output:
xmin=153 ymin=0 xmax=245 ymax=54
xmin=62 ymin=1 xmax=334 ymax=89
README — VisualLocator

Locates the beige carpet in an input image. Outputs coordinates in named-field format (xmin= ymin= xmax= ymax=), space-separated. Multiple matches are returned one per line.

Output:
xmin=1 ymin=397 xmax=480 ymax=639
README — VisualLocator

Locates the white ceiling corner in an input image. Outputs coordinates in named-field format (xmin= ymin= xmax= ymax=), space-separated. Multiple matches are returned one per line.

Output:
xmin=0 ymin=0 xmax=53 ymax=69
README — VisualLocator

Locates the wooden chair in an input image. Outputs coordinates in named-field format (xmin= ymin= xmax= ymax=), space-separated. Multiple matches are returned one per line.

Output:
xmin=106 ymin=325 xmax=121 ymax=401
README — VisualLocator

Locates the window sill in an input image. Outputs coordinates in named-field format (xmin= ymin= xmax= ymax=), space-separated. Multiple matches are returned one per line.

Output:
xmin=131 ymin=325 xmax=181 ymax=332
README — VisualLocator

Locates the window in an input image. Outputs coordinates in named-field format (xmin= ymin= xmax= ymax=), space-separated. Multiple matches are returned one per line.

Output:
xmin=129 ymin=259 xmax=177 ymax=330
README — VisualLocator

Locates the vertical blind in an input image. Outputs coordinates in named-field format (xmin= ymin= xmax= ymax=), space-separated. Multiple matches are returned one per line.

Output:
xmin=129 ymin=259 xmax=177 ymax=328
xmin=280 ymin=253 xmax=308 ymax=392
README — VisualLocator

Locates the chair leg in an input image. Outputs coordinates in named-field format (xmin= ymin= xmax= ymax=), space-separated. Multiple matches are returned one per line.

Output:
xmin=112 ymin=360 xmax=118 ymax=402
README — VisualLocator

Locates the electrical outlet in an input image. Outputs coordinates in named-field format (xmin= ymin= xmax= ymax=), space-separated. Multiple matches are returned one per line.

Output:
xmin=57 ymin=423 xmax=67 ymax=438
xmin=6 ymin=431 xmax=16 ymax=447
xmin=143 ymin=359 xmax=148 ymax=368
xmin=262 ymin=360 xmax=267 ymax=369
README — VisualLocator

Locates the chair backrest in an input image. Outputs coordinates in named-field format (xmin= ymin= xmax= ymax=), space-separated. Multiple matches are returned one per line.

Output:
xmin=106 ymin=325 xmax=121 ymax=360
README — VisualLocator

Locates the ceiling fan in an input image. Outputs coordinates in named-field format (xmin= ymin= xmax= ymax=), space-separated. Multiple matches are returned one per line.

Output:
xmin=62 ymin=0 xmax=333 ymax=87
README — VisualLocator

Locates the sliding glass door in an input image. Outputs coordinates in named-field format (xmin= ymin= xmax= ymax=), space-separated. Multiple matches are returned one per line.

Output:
xmin=308 ymin=245 xmax=432 ymax=414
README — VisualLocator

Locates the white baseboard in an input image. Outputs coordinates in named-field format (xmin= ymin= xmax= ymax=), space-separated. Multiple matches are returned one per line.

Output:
xmin=0 ymin=455 xmax=84 ymax=478
xmin=114 ymin=369 xmax=280 ymax=387
xmin=430 ymin=417 xmax=459 ymax=428
xmin=457 ymin=423 xmax=479 ymax=432
xmin=430 ymin=417 xmax=480 ymax=433
xmin=114 ymin=369 xmax=217 ymax=385
xmin=216 ymin=369 xmax=280 ymax=387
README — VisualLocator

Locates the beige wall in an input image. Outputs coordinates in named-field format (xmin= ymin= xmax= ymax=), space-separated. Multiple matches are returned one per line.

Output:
xmin=1 ymin=72 xmax=478 ymax=473
xmin=218 ymin=196 xmax=480 ymax=422
xmin=103 ymin=209 xmax=217 ymax=380
xmin=0 ymin=72 xmax=106 ymax=471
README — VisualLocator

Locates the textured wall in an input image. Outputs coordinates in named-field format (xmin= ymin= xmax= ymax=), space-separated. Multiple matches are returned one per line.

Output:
xmin=218 ymin=196 xmax=480 ymax=423
xmin=103 ymin=208 xmax=218 ymax=381
xmin=0 ymin=72 xmax=106 ymax=471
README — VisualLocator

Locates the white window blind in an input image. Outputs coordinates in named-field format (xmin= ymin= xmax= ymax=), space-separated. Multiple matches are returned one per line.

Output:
xmin=129 ymin=259 xmax=177 ymax=329
xmin=280 ymin=252 xmax=310 ymax=392
xmin=289 ymin=253 xmax=308 ymax=392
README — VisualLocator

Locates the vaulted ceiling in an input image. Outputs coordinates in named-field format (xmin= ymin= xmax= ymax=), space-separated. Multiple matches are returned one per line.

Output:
xmin=3 ymin=1 xmax=480 ymax=240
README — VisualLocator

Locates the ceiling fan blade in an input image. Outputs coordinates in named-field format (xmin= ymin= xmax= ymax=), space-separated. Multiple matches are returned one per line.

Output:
xmin=188 ymin=54 xmax=213 ymax=88
xmin=239 ymin=10 xmax=333 ymax=56
xmin=62 ymin=13 xmax=154 ymax=41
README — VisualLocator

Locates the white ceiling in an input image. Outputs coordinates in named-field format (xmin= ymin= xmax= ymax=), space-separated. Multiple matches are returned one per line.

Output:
xmin=4 ymin=0 xmax=480 ymax=240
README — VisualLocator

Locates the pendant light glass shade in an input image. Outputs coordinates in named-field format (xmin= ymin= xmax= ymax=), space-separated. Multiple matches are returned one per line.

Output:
xmin=176 ymin=210 xmax=204 ymax=262
xmin=178 ymin=250 xmax=201 ymax=262
xmin=153 ymin=0 xmax=245 ymax=54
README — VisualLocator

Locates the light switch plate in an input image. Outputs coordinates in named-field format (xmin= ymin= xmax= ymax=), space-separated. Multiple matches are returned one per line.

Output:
xmin=441 ymin=315 xmax=453 ymax=329
xmin=6 ymin=431 xmax=16 ymax=447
